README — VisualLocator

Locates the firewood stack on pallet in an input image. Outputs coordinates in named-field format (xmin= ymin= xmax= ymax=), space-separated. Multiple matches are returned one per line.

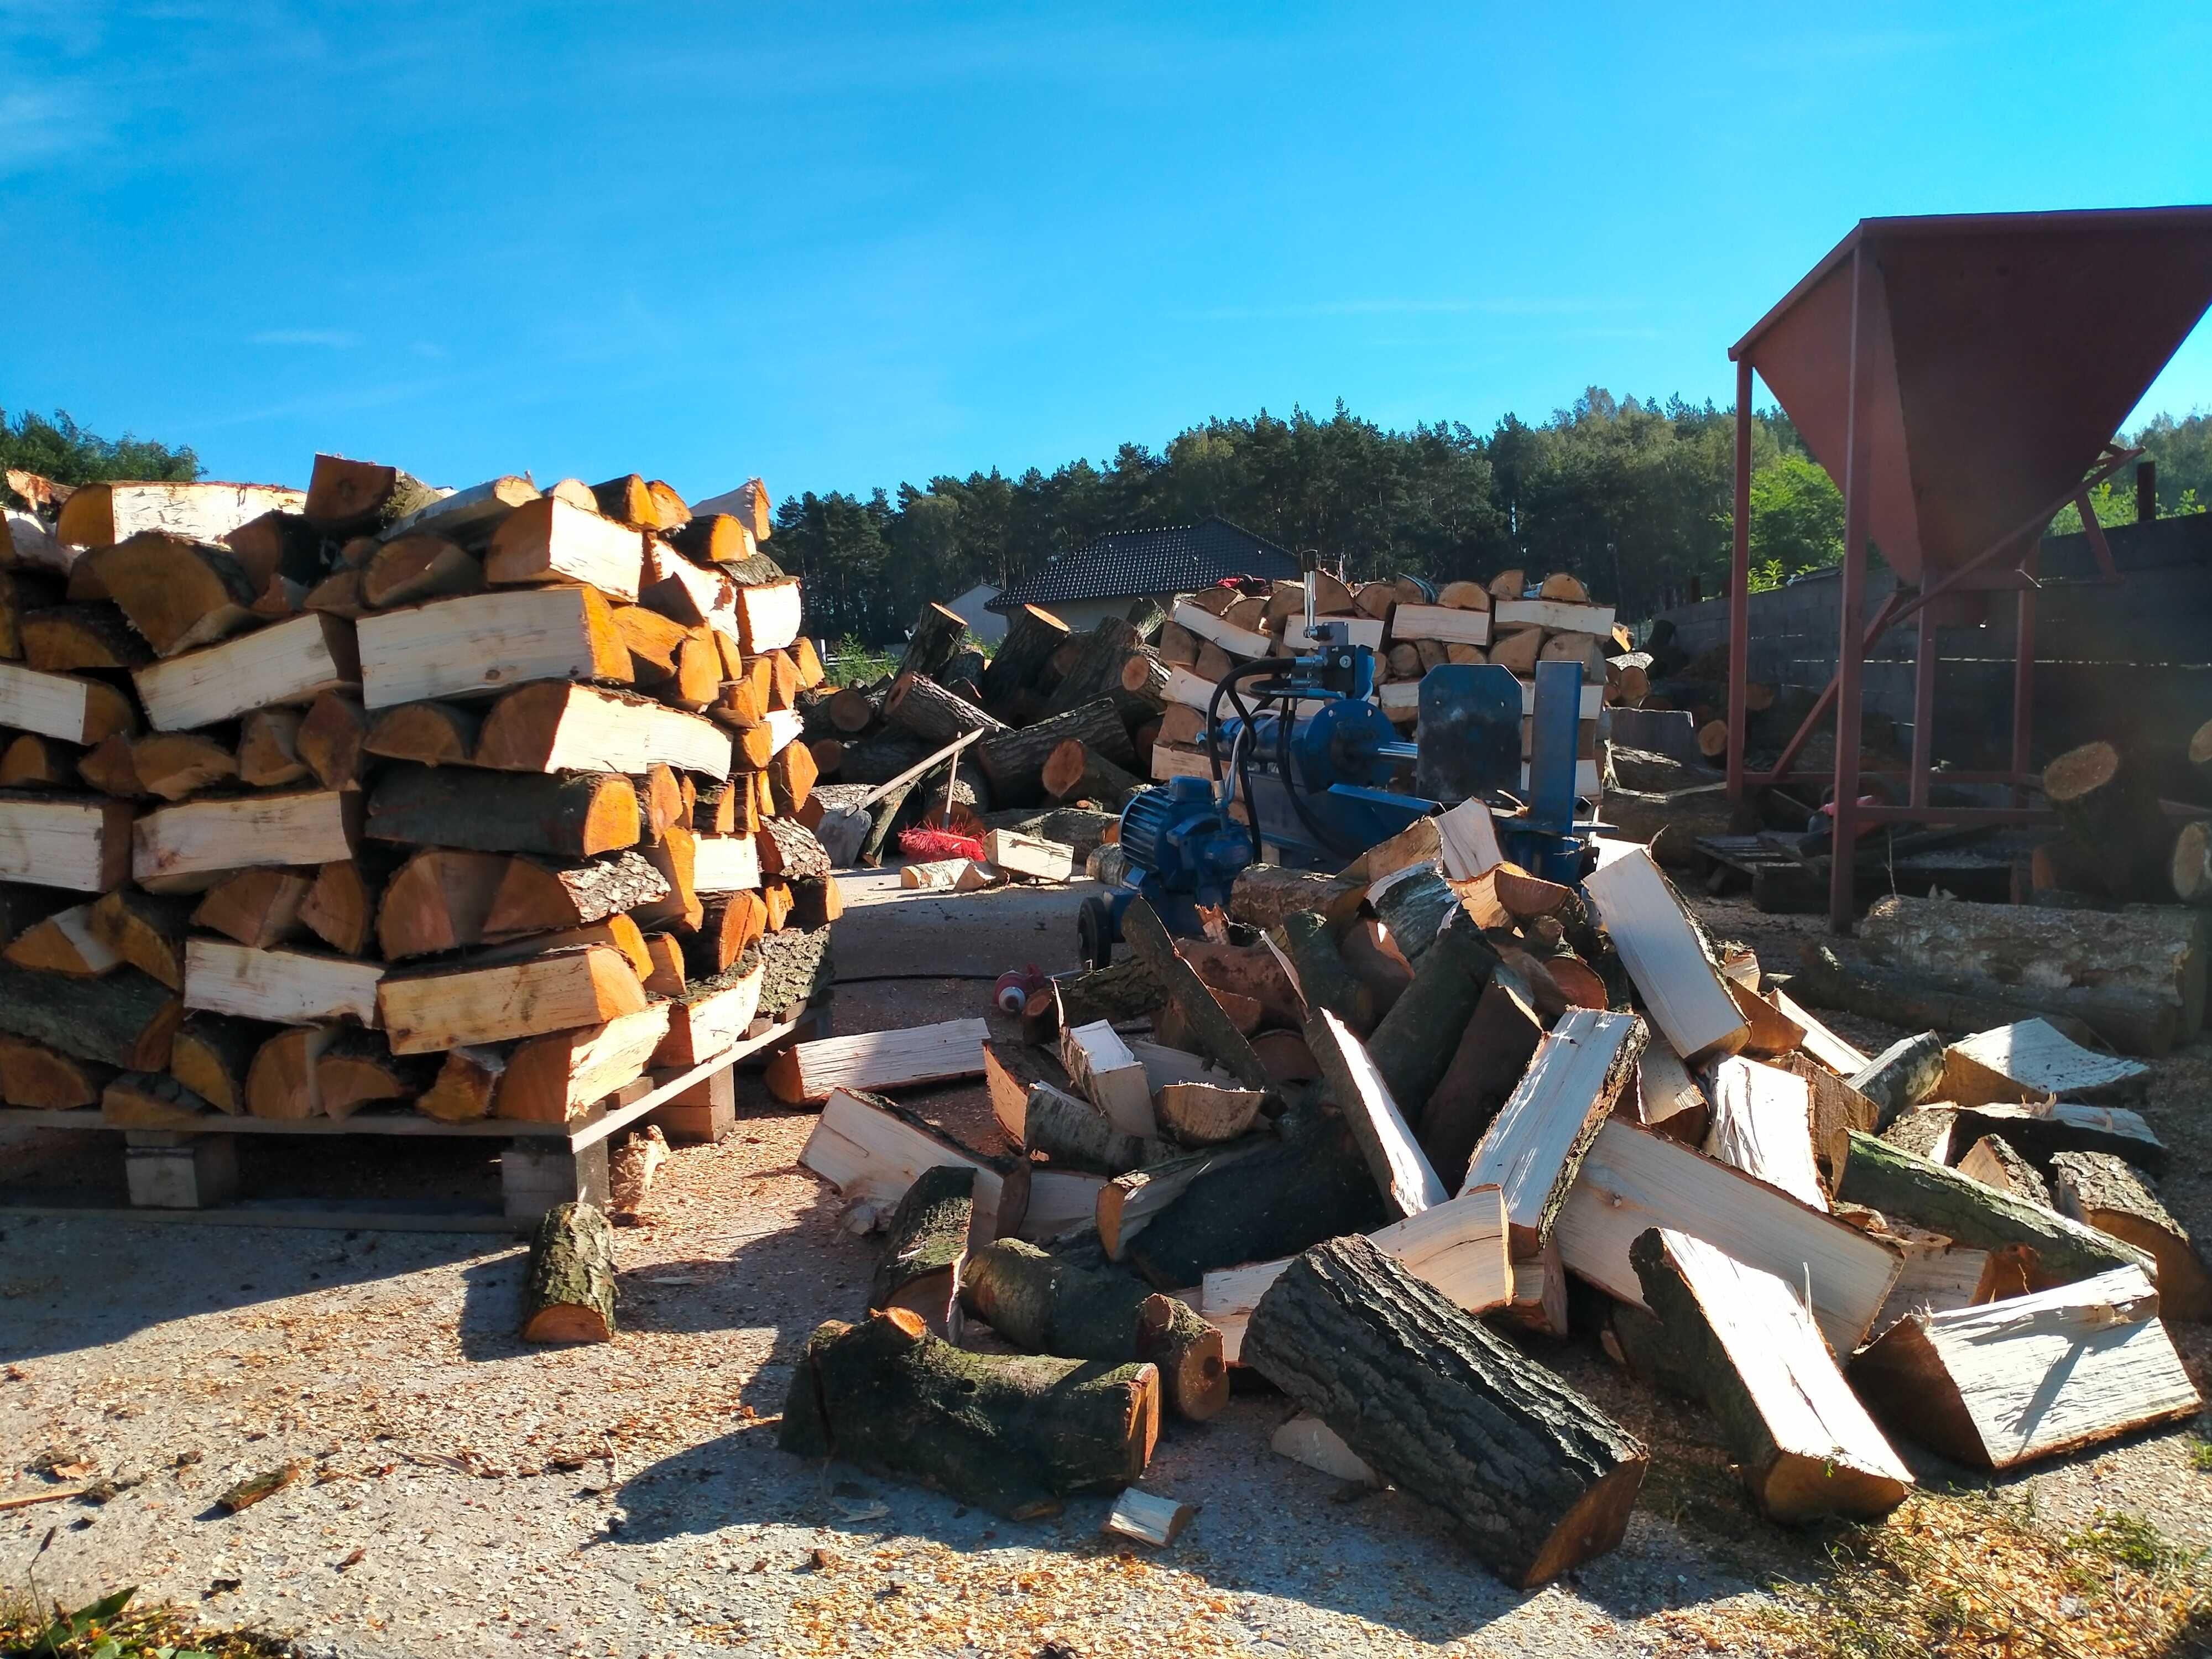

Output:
xmin=771 ymin=806 xmax=2204 ymax=1576
xmin=0 ymin=456 xmax=838 ymax=1136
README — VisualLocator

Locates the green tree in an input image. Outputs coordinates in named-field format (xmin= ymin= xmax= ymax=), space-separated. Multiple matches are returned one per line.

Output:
xmin=0 ymin=409 xmax=200 ymax=487
xmin=1747 ymin=452 xmax=1844 ymax=575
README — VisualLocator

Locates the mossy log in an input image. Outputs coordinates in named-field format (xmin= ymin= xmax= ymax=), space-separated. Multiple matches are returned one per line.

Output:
xmin=1243 ymin=1237 xmax=1648 ymax=1588
xmin=959 ymin=1237 xmax=1228 ymax=1420
xmin=0 ymin=962 xmax=180 ymax=1070
xmin=779 ymin=1307 xmax=1159 ymax=1520
xmin=869 ymin=1164 xmax=974 ymax=1337
xmin=520 ymin=1201 xmax=618 ymax=1343
xmin=1367 ymin=918 xmax=1499 ymax=1121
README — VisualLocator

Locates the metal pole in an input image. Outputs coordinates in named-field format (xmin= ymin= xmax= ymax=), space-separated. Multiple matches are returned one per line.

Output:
xmin=1728 ymin=356 xmax=1753 ymax=813
xmin=1910 ymin=602 xmax=1936 ymax=809
xmin=2013 ymin=543 xmax=2037 ymax=808
xmin=1829 ymin=248 xmax=1876 ymax=932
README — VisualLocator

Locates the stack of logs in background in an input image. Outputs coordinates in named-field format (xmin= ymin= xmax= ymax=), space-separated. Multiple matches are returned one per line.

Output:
xmin=808 ymin=566 xmax=1651 ymax=872
xmin=0 ymin=459 xmax=838 ymax=1129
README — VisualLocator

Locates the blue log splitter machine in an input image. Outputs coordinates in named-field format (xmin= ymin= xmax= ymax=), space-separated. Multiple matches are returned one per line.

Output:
xmin=1079 ymin=565 xmax=1605 ymax=966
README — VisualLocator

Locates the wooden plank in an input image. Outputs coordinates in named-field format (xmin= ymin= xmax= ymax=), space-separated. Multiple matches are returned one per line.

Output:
xmin=376 ymin=945 xmax=648 ymax=1055
xmin=1307 ymin=1006 xmax=1447 ymax=1220
xmin=1583 ymin=846 xmax=1747 ymax=1061
xmin=764 ymin=1016 xmax=988 ymax=1104
xmin=183 ymin=940 xmax=384 ymax=1026
xmin=355 ymin=586 xmax=630 ymax=709
xmin=133 ymin=613 xmax=359 ymax=732
xmin=1702 ymin=1057 xmax=1825 ymax=1210
xmin=1850 ymin=1265 xmax=2199 ymax=1469
xmin=1461 ymin=1007 xmax=1644 ymax=1254
xmin=133 ymin=789 xmax=358 ymax=883
xmin=0 ymin=794 xmax=134 ymax=891
xmin=1556 ymin=1119 xmax=1902 ymax=1354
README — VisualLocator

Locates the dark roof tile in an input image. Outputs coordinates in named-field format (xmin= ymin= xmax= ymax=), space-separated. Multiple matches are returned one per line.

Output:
xmin=989 ymin=517 xmax=1300 ymax=610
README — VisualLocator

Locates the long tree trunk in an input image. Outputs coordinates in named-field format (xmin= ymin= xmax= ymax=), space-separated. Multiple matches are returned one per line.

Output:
xmin=894 ymin=603 xmax=968 ymax=682
xmin=885 ymin=671 xmax=1008 ymax=747
xmin=976 ymin=698 xmax=1135 ymax=806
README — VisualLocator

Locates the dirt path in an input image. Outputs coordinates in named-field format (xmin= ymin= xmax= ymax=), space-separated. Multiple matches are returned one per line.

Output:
xmin=1 ymin=894 xmax=2208 ymax=1656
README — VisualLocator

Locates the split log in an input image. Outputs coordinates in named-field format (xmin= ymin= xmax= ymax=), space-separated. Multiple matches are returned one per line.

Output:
xmin=0 ymin=792 xmax=134 ymax=891
xmin=1950 ymin=1102 xmax=2165 ymax=1177
xmin=244 ymin=1025 xmax=333 ymax=1118
xmin=764 ymin=1017 xmax=989 ymax=1105
xmin=520 ymin=1202 xmax=619 ymax=1342
xmin=1270 ymin=910 xmax=1368 ymax=1031
xmin=779 ymin=1307 xmax=1157 ymax=1520
xmin=20 ymin=603 xmax=148 ymax=672
xmin=1956 ymin=1133 xmax=2054 ymax=1207
xmin=0 ymin=1034 xmax=112 ymax=1108
xmin=0 ymin=661 xmax=139 ymax=747
xmin=0 ymin=732 xmax=77 ymax=787
xmin=1628 ymin=1227 xmax=1911 ymax=1521
xmin=798 ymin=1087 xmax=1025 ymax=1237
xmin=1702 ymin=1056 xmax=1824 ymax=1209
xmin=976 ymin=697 xmax=1134 ymax=805
xmin=1940 ymin=1018 xmax=2147 ymax=1107
xmin=473 ymin=681 xmax=730 ymax=780
xmin=978 ymin=605 xmax=1072 ymax=708
xmin=78 ymin=732 xmax=236 ymax=801
xmin=767 ymin=739 xmax=816 ymax=816
xmin=355 ymin=586 xmax=630 ymax=709
xmin=1308 ymin=1007 xmax=1448 ymax=1219
xmin=1229 ymin=864 xmax=1361 ymax=932
xmin=1858 ymin=895 xmax=2204 ymax=1057
xmin=684 ymin=891 xmax=764 ymax=975
xmin=1883 ymin=1106 xmax=1958 ymax=1164
xmin=184 ymin=940 xmax=383 ymax=1026
xmin=1119 ymin=898 xmax=1269 ymax=1092
xmin=293 ymin=691 xmax=366 ymax=791
xmin=1367 ymin=865 xmax=1462 ymax=963
xmin=1418 ymin=970 xmax=1546 ymax=1190
xmin=1020 ymin=1081 xmax=1157 ymax=1173
xmin=1847 ymin=1031 xmax=1948 ymax=1129
xmin=102 ymin=1070 xmax=217 ymax=1128
xmin=1558 ymin=1120 xmax=1903 ymax=1354
xmin=1153 ymin=1081 xmax=1262 ymax=1145
xmin=1833 ymin=1129 xmax=2149 ymax=1286
xmin=494 ymin=1004 xmax=672 ymax=1121
xmin=236 ymin=709 xmax=307 ymax=787
xmin=1058 ymin=1019 xmax=1155 ymax=1137
xmin=1850 ymin=1265 xmax=2198 ymax=1469
xmin=86 ymin=888 xmax=194 ymax=989
xmin=651 ymin=953 xmax=764 ymax=1067
xmin=2 ymin=901 xmax=117 ymax=977
xmin=870 ymin=1165 xmax=975 ymax=1337
xmin=362 ymin=534 xmax=481 ymax=608
xmin=483 ymin=850 xmax=667 ymax=936
xmin=1117 ymin=650 xmax=1171 ymax=712
xmin=1583 ymin=847 xmax=1747 ymax=1060
xmin=1462 ymin=1008 xmax=1645 ymax=1251
xmin=316 ymin=1029 xmax=433 ymax=1118
xmin=960 ymin=1237 xmax=1229 ymax=1420
xmin=133 ymin=789 xmax=359 ymax=885
xmin=416 ymin=1045 xmax=507 ymax=1121
xmin=1120 ymin=1100 xmax=1387 ymax=1286
xmin=167 ymin=1012 xmax=270 ymax=1115
xmin=302 ymin=454 xmax=439 ymax=535
xmin=0 ymin=881 xmax=76 ymax=947
xmin=366 ymin=764 xmax=640 ymax=858
xmin=189 ymin=869 xmax=309 ymax=949
xmin=2046 ymin=1151 xmax=2210 ymax=1325
xmin=754 ymin=922 xmax=834 ymax=1020
xmin=1243 ymin=1237 xmax=1646 ymax=1588
xmin=374 ymin=848 xmax=512 ymax=958
xmin=1042 ymin=739 xmax=1141 ymax=805
xmin=88 ymin=533 xmax=258 ymax=656
xmin=376 ymin=945 xmax=649 ymax=1054
xmin=484 ymin=497 xmax=644 ymax=601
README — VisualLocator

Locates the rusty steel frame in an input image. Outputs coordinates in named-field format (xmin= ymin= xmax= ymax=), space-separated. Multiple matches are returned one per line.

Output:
xmin=1726 ymin=229 xmax=2170 ymax=930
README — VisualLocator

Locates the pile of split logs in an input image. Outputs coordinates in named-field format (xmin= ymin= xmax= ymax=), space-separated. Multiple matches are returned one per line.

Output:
xmin=807 ymin=566 xmax=1646 ymax=885
xmin=0 ymin=460 xmax=838 ymax=1129
xmin=718 ymin=800 xmax=2204 ymax=1585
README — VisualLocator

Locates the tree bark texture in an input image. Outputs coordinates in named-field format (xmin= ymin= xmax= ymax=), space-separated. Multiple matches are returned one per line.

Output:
xmin=1272 ymin=910 xmax=1371 ymax=1032
xmin=886 ymin=671 xmax=1007 ymax=747
xmin=754 ymin=924 xmax=834 ymax=1020
xmin=959 ymin=1237 xmax=1229 ymax=1419
xmin=1367 ymin=919 xmax=1499 ymax=1119
xmin=1229 ymin=864 xmax=1363 ymax=932
xmin=977 ymin=698 xmax=1135 ymax=806
xmin=0 ymin=962 xmax=179 ymax=1070
xmin=779 ymin=1308 xmax=1159 ymax=1519
xmin=1242 ymin=1237 xmax=1647 ymax=1587
xmin=1042 ymin=740 xmax=1142 ymax=806
xmin=367 ymin=763 xmax=639 ymax=859
xmin=870 ymin=1164 xmax=974 ymax=1334
xmin=979 ymin=605 xmax=1073 ymax=711
xmin=2051 ymin=1150 xmax=2212 ymax=1322
xmin=894 ymin=603 xmax=968 ymax=683
xmin=1042 ymin=617 xmax=1141 ymax=718
xmin=1790 ymin=943 xmax=2109 ymax=1052
xmin=520 ymin=1201 xmax=619 ymax=1342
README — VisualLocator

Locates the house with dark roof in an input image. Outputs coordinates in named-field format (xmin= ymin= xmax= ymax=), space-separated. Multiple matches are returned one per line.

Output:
xmin=986 ymin=516 xmax=1301 ymax=633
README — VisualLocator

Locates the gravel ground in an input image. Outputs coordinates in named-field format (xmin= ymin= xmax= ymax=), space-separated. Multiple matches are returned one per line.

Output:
xmin=1 ymin=893 xmax=2209 ymax=1656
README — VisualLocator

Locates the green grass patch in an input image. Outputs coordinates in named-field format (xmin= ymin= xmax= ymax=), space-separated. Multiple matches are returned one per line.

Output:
xmin=0 ymin=1585 xmax=292 ymax=1658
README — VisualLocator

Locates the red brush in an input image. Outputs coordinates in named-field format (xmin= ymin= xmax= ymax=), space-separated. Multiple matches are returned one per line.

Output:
xmin=899 ymin=825 xmax=986 ymax=862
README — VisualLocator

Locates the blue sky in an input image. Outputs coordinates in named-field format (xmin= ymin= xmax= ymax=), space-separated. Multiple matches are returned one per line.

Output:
xmin=4 ymin=2 xmax=2209 ymax=503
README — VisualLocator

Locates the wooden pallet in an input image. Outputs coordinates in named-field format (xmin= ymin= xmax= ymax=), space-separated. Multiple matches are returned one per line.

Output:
xmin=0 ymin=1009 xmax=822 ymax=1232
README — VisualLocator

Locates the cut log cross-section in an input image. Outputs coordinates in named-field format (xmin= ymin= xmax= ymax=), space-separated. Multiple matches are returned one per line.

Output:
xmin=0 ymin=661 xmax=139 ymax=747
xmin=0 ymin=1034 xmax=113 ymax=1109
xmin=374 ymin=848 xmax=512 ymax=958
xmin=870 ymin=1164 xmax=976 ymax=1338
xmin=88 ymin=533 xmax=259 ymax=657
xmin=0 ymin=962 xmax=179 ymax=1070
xmin=1241 ymin=1236 xmax=1647 ymax=1589
xmin=2 ymin=902 xmax=117 ymax=978
xmin=1630 ymin=1227 xmax=1912 ymax=1522
xmin=495 ymin=1004 xmax=673 ymax=1123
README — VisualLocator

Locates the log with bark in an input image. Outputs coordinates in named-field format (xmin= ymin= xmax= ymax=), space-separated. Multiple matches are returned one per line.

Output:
xmin=85 ymin=888 xmax=194 ymax=990
xmin=1834 ymin=1130 xmax=2149 ymax=1286
xmin=779 ymin=1307 xmax=1159 ymax=1519
xmin=190 ymin=869 xmax=311 ymax=948
xmin=1463 ymin=1008 xmax=1645 ymax=1253
xmin=1242 ymin=1236 xmax=1647 ymax=1587
xmin=869 ymin=1164 xmax=975 ymax=1337
xmin=1042 ymin=617 xmax=1144 ymax=718
xmin=1791 ymin=943 xmax=2107 ymax=1051
xmin=891 ymin=603 xmax=968 ymax=683
xmin=885 ymin=671 xmax=1006 ymax=747
xmin=520 ymin=1201 xmax=619 ymax=1342
xmin=2041 ymin=739 xmax=2168 ymax=899
xmin=1365 ymin=917 xmax=1500 ymax=1120
xmin=754 ymin=922 xmax=834 ymax=1021
xmin=2050 ymin=1150 xmax=2212 ymax=1322
xmin=366 ymin=764 xmax=640 ymax=858
xmin=1307 ymin=1006 xmax=1448 ymax=1220
xmin=1041 ymin=739 xmax=1142 ymax=806
xmin=0 ymin=962 xmax=179 ymax=1069
xmin=305 ymin=453 xmax=441 ymax=535
xmin=87 ymin=533 xmax=259 ymax=657
xmin=975 ymin=697 xmax=1135 ymax=806
xmin=1846 ymin=1031 xmax=1947 ymax=1129
xmin=1019 ymin=1080 xmax=1159 ymax=1173
xmin=1120 ymin=898 xmax=1269 ymax=1091
xmin=0 ymin=1033 xmax=112 ymax=1108
xmin=1418 ymin=969 xmax=1546 ymax=1190
xmin=1 ymin=901 xmax=117 ymax=977
xmin=960 ymin=1237 xmax=1228 ymax=1419
xmin=1229 ymin=864 xmax=1363 ymax=932
xmin=978 ymin=604 xmax=1072 ymax=711
xmin=166 ymin=1012 xmax=271 ymax=1115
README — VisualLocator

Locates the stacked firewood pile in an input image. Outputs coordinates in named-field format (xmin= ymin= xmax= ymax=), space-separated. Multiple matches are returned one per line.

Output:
xmin=2036 ymin=729 xmax=2212 ymax=917
xmin=609 ymin=800 xmax=2212 ymax=1580
xmin=0 ymin=458 xmax=837 ymax=1127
